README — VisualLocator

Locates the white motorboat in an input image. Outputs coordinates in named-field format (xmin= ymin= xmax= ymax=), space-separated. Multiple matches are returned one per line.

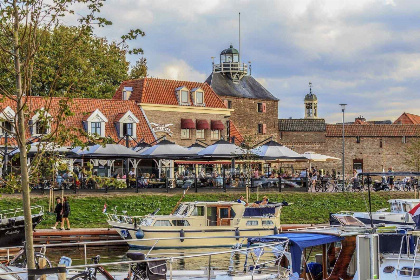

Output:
xmin=107 ymin=201 xmax=285 ymax=248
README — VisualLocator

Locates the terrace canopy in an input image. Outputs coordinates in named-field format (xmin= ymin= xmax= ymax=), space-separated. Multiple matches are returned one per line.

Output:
xmin=187 ymin=142 xmax=206 ymax=154
xmin=70 ymin=144 xmax=143 ymax=159
xmin=8 ymin=142 xmax=74 ymax=157
xmin=133 ymin=142 xmax=151 ymax=153
xmin=139 ymin=139 xmax=194 ymax=159
xmin=251 ymin=140 xmax=306 ymax=161
xmin=196 ymin=139 xmax=246 ymax=159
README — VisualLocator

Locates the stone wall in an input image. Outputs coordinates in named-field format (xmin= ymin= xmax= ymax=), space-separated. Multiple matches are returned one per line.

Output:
xmin=223 ymin=97 xmax=279 ymax=143
xmin=142 ymin=109 xmax=228 ymax=146
xmin=280 ymin=131 xmax=326 ymax=143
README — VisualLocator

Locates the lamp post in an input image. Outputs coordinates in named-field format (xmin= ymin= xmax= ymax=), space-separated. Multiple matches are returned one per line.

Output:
xmin=339 ymin=104 xmax=347 ymax=191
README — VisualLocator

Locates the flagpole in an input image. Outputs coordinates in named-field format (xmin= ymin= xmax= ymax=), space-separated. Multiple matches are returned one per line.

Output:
xmin=368 ymin=175 xmax=373 ymax=229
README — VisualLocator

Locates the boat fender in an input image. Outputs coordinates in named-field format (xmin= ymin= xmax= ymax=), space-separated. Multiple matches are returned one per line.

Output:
xmin=135 ymin=229 xmax=144 ymax=239
xmin=235 ymin=228 xmax=240 ymax=240
xmin=180 ymin=229 xmax=185 ymax=242
xmin=273 ymin=226 xmax=279 ymax=235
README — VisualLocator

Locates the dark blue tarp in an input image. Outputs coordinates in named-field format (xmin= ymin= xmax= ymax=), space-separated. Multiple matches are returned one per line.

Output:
xmin=248 ymin=233 xmax=343 ymax=273
xmin=243 ymin=207 xmax=275 ymax=217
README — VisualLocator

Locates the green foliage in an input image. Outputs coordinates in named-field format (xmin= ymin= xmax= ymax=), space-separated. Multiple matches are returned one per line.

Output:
xmin=0 ymin=191 xmax=410 ymax=229
xmin=129 ymin=58 xmax=148 ymax=80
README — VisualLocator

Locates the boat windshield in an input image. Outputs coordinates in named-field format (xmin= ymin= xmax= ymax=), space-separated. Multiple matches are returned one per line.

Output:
xmin=173 ymin=204 xmax=189 ymax=216
xmin=391 ymin=202 xmax=403 ymax=212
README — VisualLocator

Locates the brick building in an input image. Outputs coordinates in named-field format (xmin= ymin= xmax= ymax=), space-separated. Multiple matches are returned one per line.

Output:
xmin=205 ymin=45 xmax=279 ymax=143
xmin=113 ymin=78 xmax=237 ymax=146
xmin=278 ymin=90 xmax=420 ymax=175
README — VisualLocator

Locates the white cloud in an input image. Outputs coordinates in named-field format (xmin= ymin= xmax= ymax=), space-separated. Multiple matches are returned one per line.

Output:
xmin=149 ymin=59 xmax=206 ymax=82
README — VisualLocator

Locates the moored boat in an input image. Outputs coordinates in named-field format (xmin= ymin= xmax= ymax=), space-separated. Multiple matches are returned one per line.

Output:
xmin=107 ymin=201 xmax=285 ymax=248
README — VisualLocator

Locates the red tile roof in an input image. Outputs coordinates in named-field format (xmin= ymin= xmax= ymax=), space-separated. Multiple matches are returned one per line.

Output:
xmin=326 ymin=124 xmax=420 ymax=137
xmin=229 ymin=121 xmax=244 ymax=145
xmin=394 ymin=112 xmax=420 ymax=124
xmin=113 ymin=78 xmax=227 ymax=108
xmin=0 ymin=96 xmax=155 ymax=145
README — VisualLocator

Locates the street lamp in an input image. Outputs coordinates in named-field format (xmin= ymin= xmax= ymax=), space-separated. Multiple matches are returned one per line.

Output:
xmin=339 ymin=104 xmax=347 ymax=191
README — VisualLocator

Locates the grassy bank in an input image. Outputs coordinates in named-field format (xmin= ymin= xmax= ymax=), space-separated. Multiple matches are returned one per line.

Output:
xmin=0 ymin=192 xmax=416 ymax=229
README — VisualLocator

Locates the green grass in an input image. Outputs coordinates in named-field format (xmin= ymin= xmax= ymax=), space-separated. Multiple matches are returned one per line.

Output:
xmin=0 ymin=192 xmax=416 ymax=228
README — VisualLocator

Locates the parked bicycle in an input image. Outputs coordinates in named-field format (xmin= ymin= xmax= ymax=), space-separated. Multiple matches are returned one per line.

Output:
xmin=5 ymin=243 xmax=51 ymax=269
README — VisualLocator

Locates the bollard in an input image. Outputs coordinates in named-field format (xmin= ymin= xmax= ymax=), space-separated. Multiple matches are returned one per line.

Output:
xmin=84 ymin=243 xmax=87 ymax=265
xmin=195 ymin=174 xmax=198 ymax=193
xmin=58 ymin=264 xmax=66 ymax=280
xmin=278 ymin=176 xmax=282 ymax=193
xmin=39 ymin=258 xmax=47 ymax=280
xmin=166 ymin=177 xmax=169 ymax=193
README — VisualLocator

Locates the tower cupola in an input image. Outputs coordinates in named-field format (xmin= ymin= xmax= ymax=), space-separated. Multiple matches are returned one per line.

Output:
xmin=212 ymin=45 xmax=247 ymax=82
xmin=304 ymin=82 xmax=318 ymax=119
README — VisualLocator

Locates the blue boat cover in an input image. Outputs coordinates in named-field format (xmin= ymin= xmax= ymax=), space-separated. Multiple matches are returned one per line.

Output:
xmin=243 ymin=207 xmax=275 ymax=217
xmin=248 ymin=233 xmax=343 ymax=273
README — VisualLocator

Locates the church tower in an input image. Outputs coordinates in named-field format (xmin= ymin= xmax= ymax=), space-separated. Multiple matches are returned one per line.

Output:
xmin=304 ymin=82 xmax=318 ymax=119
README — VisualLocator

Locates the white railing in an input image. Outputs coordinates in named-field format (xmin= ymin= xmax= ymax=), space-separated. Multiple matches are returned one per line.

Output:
xmin=0 ymin=205 xmax=43 ymax=219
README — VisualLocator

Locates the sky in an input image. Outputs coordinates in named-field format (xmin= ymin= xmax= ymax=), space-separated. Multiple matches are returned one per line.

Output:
xmin=67 ymin=0 xmax=420 ymax=123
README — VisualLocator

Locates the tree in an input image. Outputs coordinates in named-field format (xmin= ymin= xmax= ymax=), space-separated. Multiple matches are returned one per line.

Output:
xmin=0 ymin=0 xmax=143 ymax=275
xmin=129 ymin=57 xmax=148 ymax=79
xmin=404 ymin=136 xmax=420 ymax=172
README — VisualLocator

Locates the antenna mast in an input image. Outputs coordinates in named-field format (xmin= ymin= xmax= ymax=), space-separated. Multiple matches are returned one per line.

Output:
xmin=239 ymin=12 xmax=241 ymax=64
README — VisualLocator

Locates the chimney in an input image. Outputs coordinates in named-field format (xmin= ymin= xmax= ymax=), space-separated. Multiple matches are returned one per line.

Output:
xmin=122 ymin=87 xmax=133 ymax=100
xmin=354 ymin=115 xmax=366 ymax=124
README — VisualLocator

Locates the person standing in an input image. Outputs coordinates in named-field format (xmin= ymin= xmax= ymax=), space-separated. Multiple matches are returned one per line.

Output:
xmin=61 ymin=196 xmax=71 ymax=230
xmin=388 ymin=167 xmax=395 ymax=191
xmin=52 ymin=197 xmax=63 ymax=230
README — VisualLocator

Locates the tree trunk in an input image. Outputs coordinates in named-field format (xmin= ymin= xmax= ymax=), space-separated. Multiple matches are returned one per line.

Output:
xmin=12 ymin=0 xmax=36 ymax=274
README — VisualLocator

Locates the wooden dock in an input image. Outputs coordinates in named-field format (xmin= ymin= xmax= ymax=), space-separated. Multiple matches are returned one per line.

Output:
xmin=33 ymin=228 xmax=126 ymax=246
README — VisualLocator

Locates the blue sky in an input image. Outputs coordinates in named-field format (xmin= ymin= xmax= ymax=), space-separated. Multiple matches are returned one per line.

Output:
xmin=68 ymin=0 xmax=420 ymax=123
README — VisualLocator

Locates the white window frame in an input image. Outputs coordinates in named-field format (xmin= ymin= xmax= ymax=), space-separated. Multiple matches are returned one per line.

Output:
xmin=31 ymin=108 xmax=52 ymax=136
xmin=117 ymin=110 xmax=139 ymax=138
xmin=181 ymin=90 xmax=189 ymax=103
xmin=181 ymin=128 xmax=191 ymax=139
xmin=86 ymin=109 xmax=108 ymax=137
xmin=196 ymin=129 xmax=205 ymax=139
xmin=0 ymin=106 xmax=15 ymax=135
xmin=211 ymin=130 xmax=220 ymax=140
xmin=191 ymin=88 xmax=205 ymax=106
xmin=91 ymin=122 xmax=102 ymax=136
xmin=176 ymin=86 xmax=191 ymax=105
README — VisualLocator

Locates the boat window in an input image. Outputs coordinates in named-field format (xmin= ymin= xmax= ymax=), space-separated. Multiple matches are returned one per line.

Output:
xmin=383 ymin=266 xmax=395 ymax=273
xmin=246 ymin=220 xmax=258 ymax=226
xmin=191 ymin=206 xmax=204 ymax=216
xmin=220 ymin=208 xmax=229 ymax=219
xmin=404 ymin=204 xmax=412 ymax=212
xmin=262 ymin=220 xmax=274 ymax=226
xmin=414 ymin=268 xmax=420 ymax=277
xmin=400 ymin=267 xmax=412 ymax=276
xmin=153 ymin=220 xmax=172 ymax=226
xmin=172 ymin=220 xmax=190 ymax=226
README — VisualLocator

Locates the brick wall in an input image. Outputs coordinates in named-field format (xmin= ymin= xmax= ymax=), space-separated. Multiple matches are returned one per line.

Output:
xmin=223 ymin=97 xmax=279 ymax=142
xmin=280 ymin=131 xmax=326 ymax=143
xmin=142 ymin=109 xmax=228 ymax=146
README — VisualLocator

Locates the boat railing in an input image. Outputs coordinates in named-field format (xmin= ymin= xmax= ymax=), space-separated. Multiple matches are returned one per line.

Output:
xmin=105 ymin=213 xmax=145 ymax=225
xmin=0 ymin=236 xmax=289 ymax=278
xmin=0 ymin=205 xmax=43 ymax=219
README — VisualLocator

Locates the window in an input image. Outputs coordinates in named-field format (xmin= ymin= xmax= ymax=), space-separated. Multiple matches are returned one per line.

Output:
xmin=227 ymin=100 xmax=232 ymax=109
xmin=356 ymin=136 xmax=361 ymax=143
xmin=195 ymin=91 xmax=204 ymax=104
xmin=153 ymin=220 xmax=172 ymax=227
xmin=196 ymin=129 xmax=205 ymax=139
xmin=257 ymin=103 xmax=263 ymax=112
xmin=123 ymin=123 xmax=133 ymax=136
xmin=2 ymin=121 xmax=12 ymax=134
xmin=383 ymin=266 xmax=395 ymax=274
xmin=262 ymin=220 xmax=274 ymax=226
xmin=181 ymin=129 xmax=190 ymax=139
xmin=258 ymin=124 xmax=263 ymax=134
xmin=91 ymin=122 xmax=101 ymax=135
xmin=181 ymin=90 xmax=189 ymax=103
xmin=36 ymin=121 xmax=48 ymax=135
xmin=380 ymin=139 xmax=383 ymax=148
xmin=172 ymin=220 xmax=190 ymax=226
xmin=400 ymin=267 xmax=412 ymax=276
xmin=403 ymin=136 xmax=407 ymax=144
xmin=246 ymin=220 xmax=258 ymax=226
xmin=192 ymin=206 xmax=205 ymax=216
xmin=211 ymin=130 xmax=220 ymax=140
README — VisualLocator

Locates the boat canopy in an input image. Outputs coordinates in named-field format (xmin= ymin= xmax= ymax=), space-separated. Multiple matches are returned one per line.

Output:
xmin=243 ymin=207 xmax=276 ymax=217
xmin=248 ymin=233 xmax=343 ymax=273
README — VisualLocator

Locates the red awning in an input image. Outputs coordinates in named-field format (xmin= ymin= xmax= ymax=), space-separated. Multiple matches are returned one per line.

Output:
xmin=196 ymin=119 xmax=210 ymax=130
xmin=211 ymin=120 xmax=225 ymax=130
xmin=181 ymin=119 xmax=196 ymax=129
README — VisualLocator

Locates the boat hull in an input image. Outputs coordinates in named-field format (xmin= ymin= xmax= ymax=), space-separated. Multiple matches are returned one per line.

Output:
xmin=353 ymin=212 xmax=413 ymax=226
xmin=110 ymin=222 xmax=278 ymax=249
xmin=0 ymin=214 xmax=43 ymax=248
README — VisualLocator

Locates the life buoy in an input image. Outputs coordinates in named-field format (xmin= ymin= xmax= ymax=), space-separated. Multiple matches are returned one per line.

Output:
xmin=135 ymin=229 xmax=144 ymax=239
xmin=273 ymin=226 xmax=279 ymax=235
xmin=235 ymin=228 xmax=240 ymax=240
xmin=180 ymin=229 xmax=185 ymax=242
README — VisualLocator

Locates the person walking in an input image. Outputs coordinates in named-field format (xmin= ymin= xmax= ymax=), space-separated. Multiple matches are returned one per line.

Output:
xmin=52 ymin=197 xmax=63 ymax=230
xmin=61 ymin=196 xmax=71 ymax=230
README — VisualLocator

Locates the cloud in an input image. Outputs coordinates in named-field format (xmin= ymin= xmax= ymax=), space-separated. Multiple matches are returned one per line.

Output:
xmin=148 ymin=59 xmax=207 ymax=82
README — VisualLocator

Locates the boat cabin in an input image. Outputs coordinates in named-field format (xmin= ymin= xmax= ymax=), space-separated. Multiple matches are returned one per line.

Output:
xmin=389 ymin=199 xmax=420 ymax=213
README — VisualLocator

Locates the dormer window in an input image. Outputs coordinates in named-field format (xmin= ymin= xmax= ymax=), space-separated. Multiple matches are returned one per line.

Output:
xmin=83 ymin=109 xmax=108 ymax=138
xmin=31 ymin=108 xmax=51 ymax=136
xmin=0 ymin=106 xmax=15 ymax=135
xmin=176 ymin=86 xmax=191 ymax=106
xmin=191 ymin=88 xmax=205 ymax=106
xmin=115 ymin=110 xmax=139 ymax=138
xmin=122 ymin=87 xmax=132 ymax=100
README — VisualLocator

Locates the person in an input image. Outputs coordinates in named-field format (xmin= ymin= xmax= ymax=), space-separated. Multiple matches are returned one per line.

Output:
xmin=237 ymin=195 xmax=248 ymax=206
xmin=129 ymin=168 xmax=135 ymax=177
xmin=387 ymin=167 xmax=395 ymax=191
xmin=52 ymin=197 xmax=63 ymax=230
xmin=61 ymin=196 xmax=71 ymax=230
xmin=252 ymin=196 xmax=269 ymax=207
xmin=351 ymin=169 xmax=360 ymax=190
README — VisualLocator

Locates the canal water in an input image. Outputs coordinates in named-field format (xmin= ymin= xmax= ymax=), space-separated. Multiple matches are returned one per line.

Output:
xmin=45 ymin=245 xmax=286 ymax=272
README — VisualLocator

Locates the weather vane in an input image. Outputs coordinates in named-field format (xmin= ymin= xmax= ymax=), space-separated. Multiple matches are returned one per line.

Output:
xmin=309 ymin=82 xmax=312 ymax=94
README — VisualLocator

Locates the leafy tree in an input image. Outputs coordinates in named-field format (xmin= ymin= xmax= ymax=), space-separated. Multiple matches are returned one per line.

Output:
xmin=404 ymin=136 xmax=420 ymax=172
xmin=129 ymin=57 xmax=148 ymax=79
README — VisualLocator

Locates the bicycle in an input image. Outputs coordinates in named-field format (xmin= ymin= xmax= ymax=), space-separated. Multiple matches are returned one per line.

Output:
xmin=70 ymin=255 xmax=115 ymax=280
xmin=6 ymin=243 xmax=51 ymax=269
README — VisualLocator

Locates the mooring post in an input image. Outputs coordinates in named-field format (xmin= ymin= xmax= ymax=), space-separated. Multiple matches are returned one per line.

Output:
xmin=169 ymin=258 xmax=173 ymax=280
xmin=84 ymin=244 xmax=87 ymax=265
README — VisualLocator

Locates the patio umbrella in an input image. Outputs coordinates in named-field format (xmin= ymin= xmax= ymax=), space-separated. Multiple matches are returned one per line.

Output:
xmin=133 ymin=142 xmax=151 ymax=153
xmin=70 ymin=143 xmax=144 ymax=159
xmin=197 ymin=139 xmax=246 ymax=159
xmin=303 ymin=151 xmax=340 ymax=169
xmin=139 ymin=139 xmax=194 ymax=159
xmin=251 ymin=140 xmax=306 ymax=161
xmin=9 ymin=142 xmax=74 ymax=157
xmin=187 ymin=142 xmax=206 ymax=154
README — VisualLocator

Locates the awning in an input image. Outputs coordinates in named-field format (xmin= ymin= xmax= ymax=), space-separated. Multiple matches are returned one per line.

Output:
xmin=211 ymin=120 xmax=225 ymax=130
xmin=196 ymin=119 xmax=210 ymax=130
xmin=181 ymin=119 xmax=196 ymax=129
